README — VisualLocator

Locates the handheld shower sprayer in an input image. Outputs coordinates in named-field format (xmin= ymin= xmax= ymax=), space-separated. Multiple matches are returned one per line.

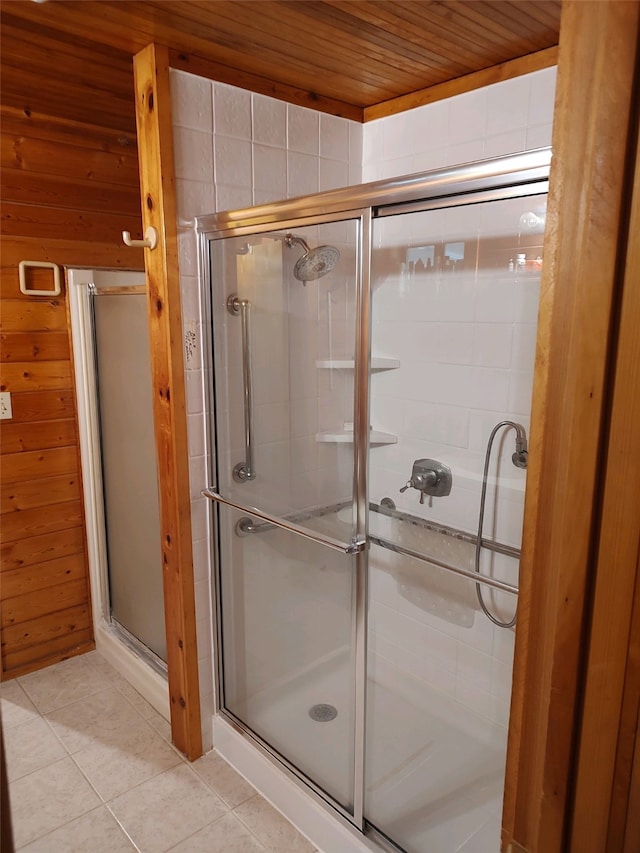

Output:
xmin=511 ymin=423 xmax=528 ymax=469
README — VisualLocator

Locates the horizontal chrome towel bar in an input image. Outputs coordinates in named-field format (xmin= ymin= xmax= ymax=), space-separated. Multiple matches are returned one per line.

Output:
xmin=368 ymin=533 xmax=518 ymax=595
xmin=202 ymin=488 xmax=366 ymax=555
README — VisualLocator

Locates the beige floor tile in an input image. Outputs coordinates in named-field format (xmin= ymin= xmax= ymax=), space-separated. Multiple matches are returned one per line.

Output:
xmin=191 ymin=751 xmax=256 ymax=808
xmin=168 ymin=812 xmax=267 ymax=852
xmin=116 ymin=678 xmax=160 ymax=720
xmin=146 ymin=708 xmax=173 ymax=742
xmin=3 ymin=716 xmax=66 ymax=781
xmin=19 ymin=805 xmax=137 ymax=852
xmin=234 ymin=795 xmax=315 ymax=852
xmin=18 ymin=654 xmax=113 ymax=714
xmin=72 ymin=716 xmax=182 ymax=801
xmin=0 ymin=679 xmax=40 ymax=730
xmin=9 ymin=756 xmax=101 ymax=848
xmin=46 ymin=686 xmax=147 ymax=754
xmin=109 ymin=763 xmax=228 ymax=853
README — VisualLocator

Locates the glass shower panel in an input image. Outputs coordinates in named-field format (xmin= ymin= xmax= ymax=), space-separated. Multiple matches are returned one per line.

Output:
xmin=92 ymin=291 xmax=166 ymax=661
xmin=365 ymin=193 xmax=546 ymax=851
xmin=218 ymin=504 xmax=356 ymax=809
xmin=209 ymin=220 xmax=360 ymax=543
xmin=208 ymin=217 xmax=363 ymax=815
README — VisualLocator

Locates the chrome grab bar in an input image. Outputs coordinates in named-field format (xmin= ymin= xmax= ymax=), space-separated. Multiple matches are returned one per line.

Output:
xmin=227 ymin=294 xmax=255 ymax=482
xmin=202 ymin=488 xmax=366 ymax=555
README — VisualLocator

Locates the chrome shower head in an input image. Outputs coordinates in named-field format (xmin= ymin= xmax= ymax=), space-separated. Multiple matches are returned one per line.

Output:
xmin=284 ymin=233 xmax=340 ymax=283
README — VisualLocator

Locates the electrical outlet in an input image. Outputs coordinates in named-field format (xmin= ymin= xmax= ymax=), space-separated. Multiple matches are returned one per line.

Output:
xmin=0 ymin=391 xmax=13 ymax=420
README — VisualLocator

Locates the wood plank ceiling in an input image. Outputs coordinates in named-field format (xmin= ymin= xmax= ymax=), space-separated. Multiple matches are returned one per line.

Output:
xmin=1 ymin=0 xmax=561 ymax=127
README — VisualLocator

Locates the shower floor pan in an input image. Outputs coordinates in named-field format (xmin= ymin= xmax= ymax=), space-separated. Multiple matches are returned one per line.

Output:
xmin=232 ymin=654 xmax=506 ymax=853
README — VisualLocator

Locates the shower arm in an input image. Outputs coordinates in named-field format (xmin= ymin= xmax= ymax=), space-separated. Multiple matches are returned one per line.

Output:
xmin=227 ymin=294 xmax=256 ymax=482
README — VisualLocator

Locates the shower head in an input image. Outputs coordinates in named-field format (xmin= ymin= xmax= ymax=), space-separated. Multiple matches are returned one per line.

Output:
xmin=284 ymin=233 xmax=340 ymax=283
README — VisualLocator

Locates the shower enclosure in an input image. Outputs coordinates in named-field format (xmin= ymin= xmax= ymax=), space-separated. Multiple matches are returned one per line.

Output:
xmin=200 ymin=150 xmax=549 ymax=852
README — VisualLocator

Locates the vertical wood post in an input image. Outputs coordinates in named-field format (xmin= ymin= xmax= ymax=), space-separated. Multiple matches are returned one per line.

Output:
xmin=502 ymin=2 xmax=640 ymax=850
xmin=132 ymin=43 xmax=202 ymax=760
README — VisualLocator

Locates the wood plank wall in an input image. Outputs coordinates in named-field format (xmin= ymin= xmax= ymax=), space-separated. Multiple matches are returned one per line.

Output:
xmin=0 ymin=16 xmax=144 ymax=679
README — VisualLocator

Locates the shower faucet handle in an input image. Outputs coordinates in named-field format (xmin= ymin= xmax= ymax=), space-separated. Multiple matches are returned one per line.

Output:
xmin=399 ymin=459 xmax=453 ymax=502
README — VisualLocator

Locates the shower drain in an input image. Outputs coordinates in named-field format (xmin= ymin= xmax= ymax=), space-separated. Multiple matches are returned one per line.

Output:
xmin=308 ymin=703 xmax=338 ymax=722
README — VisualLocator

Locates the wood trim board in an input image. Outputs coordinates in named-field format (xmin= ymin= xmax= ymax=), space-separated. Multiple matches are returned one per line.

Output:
xmin=132 ymin=42 xmax=202 ymax=760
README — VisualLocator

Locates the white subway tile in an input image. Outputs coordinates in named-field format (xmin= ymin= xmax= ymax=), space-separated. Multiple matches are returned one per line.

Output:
xmin=349 ymin=123 xmax=363 ymax=172
xmin=288 ymin=151 xmax=320 ymax=197
xmin=511 ymin=322 xmax=538 ymax=371
xmin=215 ymin=184 xmax=253 ymax=212
xmin=287 ymin=104 xmax=319 ymax=154
xmin=180 ymin=274 xmax=201 ymax=327
xmin=319 ymin=157 xmax=349 ymax=191
xmin=415 ymin=100 xmax=450 ymax=150
xmin=486 ymin=76 xmax=531 ymax=135
xmin=185 ymin=369 xmax=205 ymax=415
xmin=191 ymin=536 xmax=211 ymax=585
xmin=213 ymin=83 xmax=252 ymax=138
xmin=437 ymin=322 xmax=474 ymax=365
xmin=412 ymin=146 xmax=449 ymax=173
xmin=187 ymin=413 xmax=207 ymax=458
xmin=436 ymin=277 xmax=476 ymax=322
xmin=170 ymin=70 xmax=213 ymax=132
xmin=484 ymin=129 xmax=527 ymax=158
xmin=473 ymin=324 xmax=513 ymax=368
xmin=528 ymin=66 xmax=557 ymax=128
xmin=457 ymin=642 xmax=493 ymax=689
xmin=447 ymin=139 xmax=486 ymax=166
xmin=175 ymin=178 xmax=215 ymax=219
xmin=320 ymin=113 xmax=351 ymax=160
xmin=362 ymin=121 xmax=384 ymax=169
xmin=526 ymin=122 xmax=554 ymax=150
xmin=403 ymin=400 xmax=470 ymax=448
xmin=252 ymin=93 xmax=286 ymax=146
xmin=173 ymin=127 xmax=214 ymax=183
xmin=253 ymin=144 xmax=287 ymax=195
xmin=190 ymin=497 xmax=209 ymax=542
xmin=380 ymin=155 xmax=414 ymax=180
xmin=448 ymin=88 xmax=487 ymax=145
xmin=508 ymin=369 xmax=534 ymax=415
xmin=214 ymin=135 xmax=252 ymax=187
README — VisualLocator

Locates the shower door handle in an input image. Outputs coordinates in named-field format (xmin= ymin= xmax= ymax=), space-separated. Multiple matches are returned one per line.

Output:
xmin=202 ymin=489 xmax=366 ymax=555
xmin=227 ymin=294 xmax=255 ymax=482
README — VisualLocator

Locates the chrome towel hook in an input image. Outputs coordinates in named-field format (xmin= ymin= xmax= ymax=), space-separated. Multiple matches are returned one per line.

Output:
xmin=122 ymin=226 xmax=159 ymax=250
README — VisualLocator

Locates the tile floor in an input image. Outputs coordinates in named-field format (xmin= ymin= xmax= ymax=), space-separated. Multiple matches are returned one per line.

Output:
xmin=1 ymin=651 xmax=318 ymax=852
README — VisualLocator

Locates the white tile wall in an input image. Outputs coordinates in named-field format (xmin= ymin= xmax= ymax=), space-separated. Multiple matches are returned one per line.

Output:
xmin=170 ymin=65 xmax=557 ymax=745
xmin=364 ymin=65 xmax=556 ymax=728
xmin=363 ymin=66 xmax=557 ymax=181
xmin=171 ymin=69 xmax=362 ymax=749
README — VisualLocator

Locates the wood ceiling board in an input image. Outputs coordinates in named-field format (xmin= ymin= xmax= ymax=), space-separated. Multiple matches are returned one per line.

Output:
xmin=2 ymin=0 xmax=561 ymax=114
xmin=163 ymin=2 xmax=402 ymax=97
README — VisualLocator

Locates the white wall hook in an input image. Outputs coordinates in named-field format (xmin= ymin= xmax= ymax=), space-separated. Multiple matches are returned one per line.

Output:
xmin=122 ymin=226 xmax=159 ymax=250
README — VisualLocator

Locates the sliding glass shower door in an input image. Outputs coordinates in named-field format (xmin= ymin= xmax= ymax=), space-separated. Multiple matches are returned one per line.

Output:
xmin=202 ymin=151 xmax=550 ymax=851
xmin=207 ymin=217 xmax=367 ymax=814
xmin=364 ymin=192 xmax=546 ymax=851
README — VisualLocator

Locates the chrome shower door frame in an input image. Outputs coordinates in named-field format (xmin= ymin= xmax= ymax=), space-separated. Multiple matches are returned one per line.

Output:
xmin=198 ymin=148 xmax=552 ymax=842
xmin=201 ymin=206 xmax=372 ymax=830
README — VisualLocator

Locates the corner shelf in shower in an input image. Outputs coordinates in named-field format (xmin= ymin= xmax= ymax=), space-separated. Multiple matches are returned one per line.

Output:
xmin=315 ymin=429 xmax=398 ymax=445
xmin=315 ymin=357 xmax=400 ymax=371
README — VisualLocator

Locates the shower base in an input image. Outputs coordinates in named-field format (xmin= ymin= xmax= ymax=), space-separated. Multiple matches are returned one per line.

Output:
xmin=229 ymin=653 xmax=506 ymax=853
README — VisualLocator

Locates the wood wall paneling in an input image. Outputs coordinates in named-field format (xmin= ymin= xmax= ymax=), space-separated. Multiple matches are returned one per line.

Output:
xmin=0 ymin=18 xmax=143 ymax=679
